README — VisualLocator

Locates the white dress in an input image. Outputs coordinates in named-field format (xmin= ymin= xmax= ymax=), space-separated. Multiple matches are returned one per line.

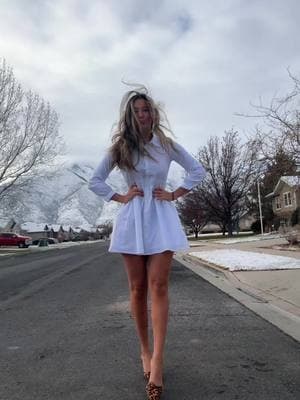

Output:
xmin=89 ymin=134 xmax=206 ymax=255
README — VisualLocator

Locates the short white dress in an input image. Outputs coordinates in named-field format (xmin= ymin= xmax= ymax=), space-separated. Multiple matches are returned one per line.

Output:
xmin=89 ymin=134 xmax=206 ymax=255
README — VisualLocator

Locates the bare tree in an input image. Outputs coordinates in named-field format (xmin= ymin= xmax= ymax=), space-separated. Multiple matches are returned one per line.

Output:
xmin=176 ymin=190 xmax=208 ymax=238
xmin=196 ymin=130 xmax=260 ymax=236
xmin=237 ymin=70 xmax=300 ymax=162
xmin=0 ymin=185 xmax=31 ymax=223
xmin=0 ymin=59 xmax=64 ymax=200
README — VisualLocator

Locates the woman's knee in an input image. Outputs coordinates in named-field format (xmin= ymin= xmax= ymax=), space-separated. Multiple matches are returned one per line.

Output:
xmin=129 ymin=282 xmax=147 ymax=299
xmin=149 ymin=279 xmax=168 ymax=297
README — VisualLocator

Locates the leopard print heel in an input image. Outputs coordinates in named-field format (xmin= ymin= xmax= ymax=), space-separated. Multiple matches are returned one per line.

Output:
xmin=146 ymin=381 xmax=163 ymax=400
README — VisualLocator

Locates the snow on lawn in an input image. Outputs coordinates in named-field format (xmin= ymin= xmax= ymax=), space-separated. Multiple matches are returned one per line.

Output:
xmin=214 ymin=234 xmax=281 ymax=245
xmin=190 ymin=249 xmax=300 ymax=271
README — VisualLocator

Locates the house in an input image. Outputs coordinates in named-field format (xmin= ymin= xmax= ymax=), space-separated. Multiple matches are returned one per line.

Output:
xmin=21 ymin=223 xmax=69 ymax=242
xmin=48 ymin=225 xmax=69 ymax=242
xmin=10 ymin=220 xmax=103 ymax=242
xmin=266 ymin=175 xmax=300 ymax=227
xmin=238 ymin=212 xmax=257 ymax=231
xmin=75 ymin=224 xmax=102 ymax=241
xmin=20 ymin=223 xmax=50 ymax=240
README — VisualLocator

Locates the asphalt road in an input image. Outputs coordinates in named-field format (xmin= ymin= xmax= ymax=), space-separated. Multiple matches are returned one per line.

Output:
xmin=0 ymin=242 xmax=299 ymax=399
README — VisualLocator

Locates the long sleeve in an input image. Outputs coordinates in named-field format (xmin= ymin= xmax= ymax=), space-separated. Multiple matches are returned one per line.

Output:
xmin=88 ymin=152 xmax=116 ymax=202
xmin=170 ymin=141 xmax=206 ymax=190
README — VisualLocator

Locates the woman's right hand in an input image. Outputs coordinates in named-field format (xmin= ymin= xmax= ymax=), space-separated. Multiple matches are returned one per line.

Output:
xmin=123 ymin=184 xmax=144 ymax=203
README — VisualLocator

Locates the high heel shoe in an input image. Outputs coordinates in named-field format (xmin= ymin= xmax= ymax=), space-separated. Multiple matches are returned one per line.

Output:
xmin=146 ymin=381 xmax=163 ymax=400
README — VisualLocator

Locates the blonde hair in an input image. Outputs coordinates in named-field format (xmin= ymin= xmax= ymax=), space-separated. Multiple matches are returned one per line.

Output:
xmin=109 ymin=86 xmax=176 ymax=170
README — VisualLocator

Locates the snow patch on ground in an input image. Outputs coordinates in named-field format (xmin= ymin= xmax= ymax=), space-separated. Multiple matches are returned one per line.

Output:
xmin=190 ymin=249 xmax=300 ymax=271
xmin=214 ymin=234 xmax=281 ymax=244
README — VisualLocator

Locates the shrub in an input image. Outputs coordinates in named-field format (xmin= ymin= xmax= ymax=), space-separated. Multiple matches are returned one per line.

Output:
xmin=291 ymin=207 xmax=300 ymax=226
xmin=286 ymin=229 xmax=300 ymax=245
xmin=251 ymin=220 xmax=261 ymax=234
xmin=273 ymin=216 xmax=281 ymax=231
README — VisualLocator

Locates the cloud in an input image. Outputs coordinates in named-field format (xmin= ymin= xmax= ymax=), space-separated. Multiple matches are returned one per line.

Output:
xmin=0 ymin=0 xmax=300 ymax=163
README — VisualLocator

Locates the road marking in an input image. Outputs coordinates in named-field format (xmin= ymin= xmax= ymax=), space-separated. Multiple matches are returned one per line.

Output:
xmin=7 ymin=346 xmax=20 ymax=351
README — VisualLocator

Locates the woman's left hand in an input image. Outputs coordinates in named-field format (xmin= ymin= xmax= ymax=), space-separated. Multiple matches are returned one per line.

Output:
xmin=153 ymin=187 xmax=173 ymax=201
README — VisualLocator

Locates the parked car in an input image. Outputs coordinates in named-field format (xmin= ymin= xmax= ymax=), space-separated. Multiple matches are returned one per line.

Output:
xmin=32 ymin=238 xmax=58 ymax=246
xmin=0 ymin=232 xmax=32 ymax=248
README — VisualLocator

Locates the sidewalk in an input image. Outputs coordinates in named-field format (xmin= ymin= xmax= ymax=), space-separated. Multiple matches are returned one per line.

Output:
xmin=175 ymin=235 xmax=300 ymax=342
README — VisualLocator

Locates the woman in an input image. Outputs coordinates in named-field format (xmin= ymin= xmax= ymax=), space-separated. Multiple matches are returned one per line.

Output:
xmin=89 ymin=87 xmax=206 ymax=399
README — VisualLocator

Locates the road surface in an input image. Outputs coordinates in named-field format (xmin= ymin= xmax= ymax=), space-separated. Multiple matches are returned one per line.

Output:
xmin=0 ymin=242 xmax=299 ymax=399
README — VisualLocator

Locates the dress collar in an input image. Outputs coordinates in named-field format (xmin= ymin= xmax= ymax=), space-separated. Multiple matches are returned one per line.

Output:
xmin=148 ymin=133 xmax=161 ymax=147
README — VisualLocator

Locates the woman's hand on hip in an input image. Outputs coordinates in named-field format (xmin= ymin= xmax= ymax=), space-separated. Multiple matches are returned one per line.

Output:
xmin=153 ymin=187 xmax=173 ymax=201
xmin=123 ymin=184 xmax=144 ymax=203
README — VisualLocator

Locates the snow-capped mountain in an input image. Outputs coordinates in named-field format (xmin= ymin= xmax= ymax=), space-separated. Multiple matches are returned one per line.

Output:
xmin=1 ymin=161 xmax=186 ymax=226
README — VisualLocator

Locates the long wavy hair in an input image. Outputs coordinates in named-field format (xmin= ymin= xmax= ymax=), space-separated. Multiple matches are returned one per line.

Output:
xmin=109 ymin=86 xmax=176 ymax=170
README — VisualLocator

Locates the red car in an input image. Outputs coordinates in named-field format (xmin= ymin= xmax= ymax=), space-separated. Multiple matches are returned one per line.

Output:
xmin=0 ymin=232 xmax=32 ymax=248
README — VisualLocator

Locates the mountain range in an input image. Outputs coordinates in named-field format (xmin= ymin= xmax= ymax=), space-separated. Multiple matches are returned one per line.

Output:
xmin=1 ymin=161 xmax=185 ymax=227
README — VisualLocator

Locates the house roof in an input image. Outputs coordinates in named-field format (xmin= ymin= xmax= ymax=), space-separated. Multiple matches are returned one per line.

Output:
xmin=21 ymin=223 xmax=64 ymax=233
xmin=281 ymin=176 xmax=300 ymax=187
xmin=20 ymin=222 xmax=98 ymax=233
xmin=265 ymin=175 xmax=300 ymax=198
xmin=21 ymin=222 xmax=48 ymax=232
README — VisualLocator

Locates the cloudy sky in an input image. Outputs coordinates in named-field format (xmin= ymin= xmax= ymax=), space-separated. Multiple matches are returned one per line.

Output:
xmin=1 ymin=0 xmax=299 ymax=165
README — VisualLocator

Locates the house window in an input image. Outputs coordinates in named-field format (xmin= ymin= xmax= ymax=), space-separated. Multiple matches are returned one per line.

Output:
xmin=283 ymin=192 xmax=292 ymax=207
xmin=275 ymin=197 xmax=281 ymax=209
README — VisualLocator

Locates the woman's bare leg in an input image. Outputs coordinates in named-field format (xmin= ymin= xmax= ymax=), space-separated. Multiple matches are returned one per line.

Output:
xmin=147 ymin=251 xmax=173 ymax=386
xmin=122 ymin=254 xmax=151 ymax=374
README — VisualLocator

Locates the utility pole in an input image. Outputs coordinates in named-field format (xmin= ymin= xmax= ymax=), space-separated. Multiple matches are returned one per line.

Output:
xmin=257 ymin=180 xmax=264 ymax=235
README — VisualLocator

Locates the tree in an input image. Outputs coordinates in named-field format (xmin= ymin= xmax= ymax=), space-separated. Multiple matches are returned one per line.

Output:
xmin=262 ymin=149 xmax=296 ymax=193
xmin=0 ymin=59 xmax=64 ymax=200
xmin=177 ymin=190 xmax=208 ymax=238
xmin=237 ymin=70 xmax=300 ymax=162
xmin=196 ymin=130 xmax=259 ymax=236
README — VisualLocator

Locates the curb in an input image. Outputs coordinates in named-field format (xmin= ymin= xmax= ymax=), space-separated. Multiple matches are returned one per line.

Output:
xmin=174 ymin=253 xmax=300 ymax=343
xmin=183 ymin=253 xmax=300 ymax=314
